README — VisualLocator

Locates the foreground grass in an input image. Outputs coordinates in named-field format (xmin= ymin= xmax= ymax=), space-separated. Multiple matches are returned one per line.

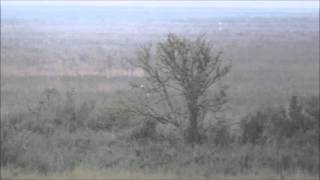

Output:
xmin=1 ymin=166 xmax=318 ymax=180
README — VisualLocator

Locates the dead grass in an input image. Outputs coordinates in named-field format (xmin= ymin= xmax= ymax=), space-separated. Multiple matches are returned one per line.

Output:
xmin=1 ymin=166 xmax=318 ymax=180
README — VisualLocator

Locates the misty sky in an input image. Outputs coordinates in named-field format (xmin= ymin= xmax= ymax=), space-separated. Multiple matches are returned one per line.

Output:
xmin=1 ymin=1 xmax=318 ymax=8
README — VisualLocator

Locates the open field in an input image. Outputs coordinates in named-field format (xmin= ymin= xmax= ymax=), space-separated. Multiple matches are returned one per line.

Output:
xmin=2 ymin=6 xmax=319 ymax=115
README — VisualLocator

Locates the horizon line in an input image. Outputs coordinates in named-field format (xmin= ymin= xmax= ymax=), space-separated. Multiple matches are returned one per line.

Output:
xmin=1 ymin=1 xmax=319 ymax=8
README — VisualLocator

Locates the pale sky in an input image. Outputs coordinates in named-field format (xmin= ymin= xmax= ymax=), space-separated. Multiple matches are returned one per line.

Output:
xmin=1 ymin=1 xmax=319 ymax=8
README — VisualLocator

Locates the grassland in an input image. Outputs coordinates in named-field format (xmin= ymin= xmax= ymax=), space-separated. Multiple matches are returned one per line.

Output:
xmin=1 ymin=5 xmax=319 ymax=180
xmin=1 ymin=165 xmax=318 ymax=180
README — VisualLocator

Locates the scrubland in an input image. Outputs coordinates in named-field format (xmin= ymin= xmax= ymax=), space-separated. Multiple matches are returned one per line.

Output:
xmin=1 ymin=5 xmax=319 ymax=180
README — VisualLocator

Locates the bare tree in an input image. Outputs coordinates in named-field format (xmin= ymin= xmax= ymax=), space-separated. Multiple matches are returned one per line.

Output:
xmin=128 ymin=33 xmax=231 ymax=144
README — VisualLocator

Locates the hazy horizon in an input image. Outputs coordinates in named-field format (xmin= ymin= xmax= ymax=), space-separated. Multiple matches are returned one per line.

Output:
xmin=1 ymin=0 xmax=319 ymax=9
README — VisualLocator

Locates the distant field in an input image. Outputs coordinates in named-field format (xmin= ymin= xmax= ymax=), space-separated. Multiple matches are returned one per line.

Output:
xmin=1 ymin=9 xmax=319 ymax=116
xmin=1 ymin=6 xmax=319 ymax=115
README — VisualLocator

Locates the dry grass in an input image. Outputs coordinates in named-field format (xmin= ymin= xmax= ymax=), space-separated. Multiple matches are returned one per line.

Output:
xmin=1 ymin=166 xmax=318 ymax=180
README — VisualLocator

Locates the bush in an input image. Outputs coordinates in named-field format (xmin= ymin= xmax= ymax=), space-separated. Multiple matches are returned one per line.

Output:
xmin=239 ymin=95 xmax=319 ymax=174
xmin=240 ymin=109 xmax=269 ymax=145
xmin=205 ymin=118 xmax=234 ymax=146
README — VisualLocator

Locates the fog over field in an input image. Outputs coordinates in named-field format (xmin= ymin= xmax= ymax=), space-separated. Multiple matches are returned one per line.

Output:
xmin=1 ymin=1 xmax=319 ymax=179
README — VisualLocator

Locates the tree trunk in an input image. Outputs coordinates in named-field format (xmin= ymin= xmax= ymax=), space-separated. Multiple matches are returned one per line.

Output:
xmin=185 ymin=105 xmax=202 ymax=144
